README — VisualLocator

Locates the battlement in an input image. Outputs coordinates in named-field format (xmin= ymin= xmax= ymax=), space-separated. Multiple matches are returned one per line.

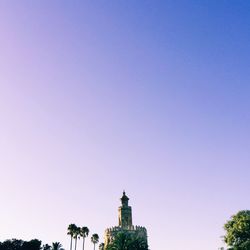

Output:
xmin=105 ymin=225 xmax=147 ymax=233
xmin=104 ymin=225 xmax=148 ymax=247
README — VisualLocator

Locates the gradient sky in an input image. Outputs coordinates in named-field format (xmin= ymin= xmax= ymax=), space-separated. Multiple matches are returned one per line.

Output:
xmin=0 ymin=1 xmax=250 ymax=250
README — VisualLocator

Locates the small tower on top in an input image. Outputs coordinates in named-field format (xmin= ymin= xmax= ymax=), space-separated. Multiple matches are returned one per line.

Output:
xmin=118 ymin=191 xmax=133 ymax=228
xmin=121 ymin=191 xmax=129 ymax=206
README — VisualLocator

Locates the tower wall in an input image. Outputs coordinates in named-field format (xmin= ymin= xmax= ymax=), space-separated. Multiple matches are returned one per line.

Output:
xmin=118 ymin=205 xmax=133 ymax=228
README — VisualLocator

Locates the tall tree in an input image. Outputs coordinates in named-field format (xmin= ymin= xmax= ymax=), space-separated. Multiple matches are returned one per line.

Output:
xmin=91 ymin=234 xmax=99 ymax=250
xmin=80 ymin=227 xmax=89 ymax=250
xmin=223 ymin=210 xmax=250 ymax=249
xmin=68 ymin=224 xmax=77 ymax=250
xmin=74 ymin=227 xmax=81 ymax=250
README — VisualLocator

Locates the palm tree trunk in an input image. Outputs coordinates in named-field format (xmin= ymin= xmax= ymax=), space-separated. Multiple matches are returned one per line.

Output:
xmin=82 ymin=237 xmax=85 ymax=250
xmin=70 ymin=236 xmax=72 ymax=250
xmin=75 ymin=238 xmax=77 ymax=250
xmin=93 ymin=243 xmax=95 ymax=250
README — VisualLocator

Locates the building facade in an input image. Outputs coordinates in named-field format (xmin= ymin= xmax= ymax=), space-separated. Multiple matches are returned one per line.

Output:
xmin=104 ymin=192 xmax=148 ymax=248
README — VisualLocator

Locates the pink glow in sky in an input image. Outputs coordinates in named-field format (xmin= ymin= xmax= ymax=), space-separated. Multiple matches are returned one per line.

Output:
xmin=1 ymin=1 xmax=250 ymax=250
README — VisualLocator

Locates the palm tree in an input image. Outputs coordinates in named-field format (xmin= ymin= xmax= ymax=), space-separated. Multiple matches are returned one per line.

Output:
xmin=106 ymin=232 xmax=148 ymax=250
xmin=43 ymin=244 xmax=51 ymax=250
xmin=80 ymin=227 xmax=89 ymax=250
xmin=106 ymin=231 xmax=130 ymax=250
xmin=74 ymin=226 xmax=81 ymax=250
xmin=129 ymin=237 xmax=148 ymax=250
xmin=67 ymin=224 xmax=77 ymax=250
xmin=51 ymin=242 xmax=64 ymax=250
xmin=99 ymin=243 xmax=104 ymax=250
xmin=91 ymin=234 xmax=99 ymax=250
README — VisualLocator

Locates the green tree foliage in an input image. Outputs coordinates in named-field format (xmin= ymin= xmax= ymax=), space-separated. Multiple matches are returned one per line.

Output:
xmin=98 ymin=243 xmax=104 ymax=250
xmin=224 ymin=210 xmax=250 ymax=250
xmin=91 ymin=234 xmax=99 ymax=250
xmin=67 ymin=224 xmax=90 ymax=250
xmin=80 ymin=227 xmax=89 ymax=250
xmin=0 ymin=239 xmax=41 ymax=250
xmin=42 ymin=244 xmax=51 ymax=250
xmin=73 ymin=227 xmax=81 ymax=250
xmin=19 ymin=239 xmax=41 ymax=250
xmin=106 ymin=231 xmax=148 ymax=250
xmin=0 ymin=239 xmax=23 ymax=250
xmin=51 ymin=242 xmax=63 ymax=250
xmin=68 ymin=224 xmax=77 ymax=250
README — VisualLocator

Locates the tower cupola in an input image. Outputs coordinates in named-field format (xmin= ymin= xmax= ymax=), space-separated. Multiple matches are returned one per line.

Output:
xmin=121 ymin=191 xmax=129 ymax=206
xmin=118 ymin=191 xmax=132 ymax=228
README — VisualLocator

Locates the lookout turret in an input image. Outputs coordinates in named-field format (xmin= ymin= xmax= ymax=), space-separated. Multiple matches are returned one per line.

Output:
xmin=118 ymin=191 xmax=132 ymax=228
xmin=121 ymin=191 xmax=129 ymax=206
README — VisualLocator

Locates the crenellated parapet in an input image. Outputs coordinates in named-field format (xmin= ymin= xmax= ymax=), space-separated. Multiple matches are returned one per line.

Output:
xmin=105 ymin=225 xmax=147 ymax=233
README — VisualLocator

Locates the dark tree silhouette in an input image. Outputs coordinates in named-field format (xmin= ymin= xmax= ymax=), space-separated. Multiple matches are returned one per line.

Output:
xmin=0 ymin=239 xmax=62 ymax=250
xmin=21 ymin=239 xmax=41 ymax=250
xmin=0 ymin=239 xmax=23 ymax=250
xmin=42 ymin=244 xmax=51 ymax=250
xmin=73 ymin=227 xmax=81 ymax=250
xmin=0 ymin=239 xmax=42 ymax=250
xmin=91 ymin=234 xmax=99 ymax=250
xmin=80 ymin=227 xmax=89 ymax=250
xmin=67 ymin=224 xmax=77 ymax=250
xmin=98 ymin=243 xmax=104 ymax=250
xmin=51 ymin=242 xmax=63 ymax=250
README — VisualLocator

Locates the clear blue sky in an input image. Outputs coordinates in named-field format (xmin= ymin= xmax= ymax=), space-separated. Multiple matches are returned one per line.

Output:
xmin=0 ymin=1 xmax=250 ymax=249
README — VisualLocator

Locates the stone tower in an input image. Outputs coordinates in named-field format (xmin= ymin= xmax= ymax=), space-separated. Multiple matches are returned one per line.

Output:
xmin=104 ymin=192 xmax=148 ymax=248
xmin=118 ymin=191 xmax=133 ymax=228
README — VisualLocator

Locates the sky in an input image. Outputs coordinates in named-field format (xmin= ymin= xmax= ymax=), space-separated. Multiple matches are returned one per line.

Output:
xmin=0 ymin=1 xmax=250 ymax=249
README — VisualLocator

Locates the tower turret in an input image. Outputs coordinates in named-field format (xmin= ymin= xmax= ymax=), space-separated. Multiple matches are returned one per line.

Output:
xmin=118 ymin=191 xmax=132 ymax=228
